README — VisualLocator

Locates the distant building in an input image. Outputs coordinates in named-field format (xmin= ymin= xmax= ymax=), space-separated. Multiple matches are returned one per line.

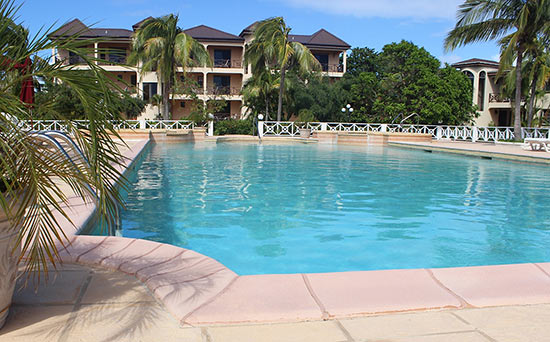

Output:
xmin=49 ymin=19 xmax=350 ymax=120
xmin=452 ymin=58 xmax=550 ymax=127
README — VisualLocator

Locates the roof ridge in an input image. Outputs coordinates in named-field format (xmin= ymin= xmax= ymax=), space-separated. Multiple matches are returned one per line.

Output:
xmin=185 ymin=24 xmax=241 ymax=39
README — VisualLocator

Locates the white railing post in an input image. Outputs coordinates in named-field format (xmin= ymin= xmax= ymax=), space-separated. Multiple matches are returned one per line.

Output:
xmin=380 ymin=124 xmax=387 ymax=132
xmin=139 ymin=120 xmax=146 ymax=130
xmin=258 ymin=121 xmax=264 ymax=138
xmin=436 ymin=126 xmax=443 ymax=140
xmin=207 ymin=120 xmax=214 ymax=136
xmin=320 ymin=122 xmax=328 ymax=131
xmin=472 ymin=126 xmax=478 ymax=142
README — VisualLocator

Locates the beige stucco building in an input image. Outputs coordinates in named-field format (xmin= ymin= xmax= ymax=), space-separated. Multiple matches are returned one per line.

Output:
xmin=50 ymin=18 xmax=350 ymax=120
xmin=452 ymin=58 xmax=550 ymax=127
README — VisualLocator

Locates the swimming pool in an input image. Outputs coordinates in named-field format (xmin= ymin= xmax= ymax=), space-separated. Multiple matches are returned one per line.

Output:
xmin=90 ymin=143 xmax=550 ymax=275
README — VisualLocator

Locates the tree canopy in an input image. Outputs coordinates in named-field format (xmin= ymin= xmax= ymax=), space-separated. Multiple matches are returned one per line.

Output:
xmin=274 ymin=40 xmax=477 ymax=125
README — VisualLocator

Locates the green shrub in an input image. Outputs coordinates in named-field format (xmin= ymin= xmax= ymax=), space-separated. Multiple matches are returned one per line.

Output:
xmin=214 ymin=119 xmax=254 ymax=136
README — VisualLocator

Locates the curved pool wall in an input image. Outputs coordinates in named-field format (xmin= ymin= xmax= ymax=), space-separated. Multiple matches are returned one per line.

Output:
xmin=86 ymin=141 xmax=550 ymax=275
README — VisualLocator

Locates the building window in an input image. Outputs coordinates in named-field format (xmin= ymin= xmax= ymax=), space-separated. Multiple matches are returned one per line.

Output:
xmin=197 ymin=75 xmax=204 ymax=88
xmin=108 ymin=49 xmax=127 ymax=64
xmin=117 ymin=74 xmax=123 ymax=81
xmin=143 ymin=82 xmax=157 ymax=102
xmin=180 ymin=101 xmax=185 ymax=108
xmin=463 ymin=71 xmax=474 ymax=88
xmin=130 ymin=74 xmax=137 ymax=86
xmin=214 ymin=49 xmax=231 ymax=67
xmin=214 ymin=102 xmax=231 ymax=119
xmin=314 ymin=53 xmax=329 ymax=71
xmin=213 ymin=75 xmax=230 ymax=94
xmin=68 ymin=51 xmax=84 ymax=65
xmin=478 ymin=71 xmax=486 ymax=110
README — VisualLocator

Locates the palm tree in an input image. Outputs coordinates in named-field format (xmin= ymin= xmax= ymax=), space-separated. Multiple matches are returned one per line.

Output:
xmin=129 ymin=15 xmax=211 ymax=120
xmin=445 ymin=0 xmax=550 ymax=139
xmin=151 ymin=93 xmax=163 ymax=119
xmin=241 ymin=70 xmax=279 ymax=120
xmin=0 ymin=0 xmax=125 ymax=280
xmin=245 ymin=17 xmax=320 ymax=122
xmin=523 ymin=40 xmax=550 ymax=126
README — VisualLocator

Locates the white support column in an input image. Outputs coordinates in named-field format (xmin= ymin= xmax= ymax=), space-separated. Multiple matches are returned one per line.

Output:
xmin=320 ymin=122 xmax=328 ymax=131
xmin=94 ymin=42 xmax=99 ymax=65
xmin=472 ymin=126 xmax=479 ymax=142
xmin=380 ymin=124 xmax=387 ymax=132
xmin=203 ymin=72 xmax=207 ymax=95
xmin=343 ymin=51 xmax=347 ymax=73
xmin=207 ymin=120 xmax=214 ymax=136
xmin=258 ymin=121 xmax=264 ymax=138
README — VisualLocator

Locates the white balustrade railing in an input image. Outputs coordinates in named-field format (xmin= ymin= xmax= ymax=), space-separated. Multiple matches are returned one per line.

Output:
xmin=19 ymin=119 xmax=196 ymax=133
xmin=259 ymin=121 xmax=550 ymax=142
xmin=144 ymin=120 xmax=194 ymax=130
xmin=17 ymin=119 xmax=550 ymax=142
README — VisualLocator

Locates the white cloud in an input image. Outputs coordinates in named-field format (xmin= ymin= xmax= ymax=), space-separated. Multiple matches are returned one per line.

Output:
xmin=281 ymin=0 xmax=463 ymax=20
xmin=439 ymin=54 xmax=462 ymax=65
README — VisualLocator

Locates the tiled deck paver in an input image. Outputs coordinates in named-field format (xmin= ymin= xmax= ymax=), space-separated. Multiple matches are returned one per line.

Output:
xmin=431 ymin=264 xmax=550 ymax=307
xmin=5 ymin=264 xmax=550 ymax=342
xmin=185 ymin=274 xmax=324 ymax=325
xmin=305 ymin=269 xmax=463 ymax=317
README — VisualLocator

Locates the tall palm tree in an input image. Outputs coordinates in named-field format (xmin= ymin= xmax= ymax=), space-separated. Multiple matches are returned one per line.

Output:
xmin=129 ymin=15 xmax=211 ymax=120
xmin=523 ymin=40 xmax=550 ymax=126
xmin=445 ymin=0 xmax=550 ymax=139
xmin=245 ymin=17 xmax=320 ymax=121
xmin=0 ymin=0 xmax=125 ymax=278
xmin=241 ymin=70 xmax=279 ymax=120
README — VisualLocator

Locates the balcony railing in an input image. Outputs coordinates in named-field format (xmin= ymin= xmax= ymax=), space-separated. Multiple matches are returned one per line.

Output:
xmin=206 ymin=86 xmax=241 ymax=96
xmin=320 ymin=63 xmax=344 ymax=73
xmin=489 ymin=93 xmax=527 ymax=103
xmin=213 ymin=59 xmax=243 ymax=68
xmin=68 ymin=55 xmax=86 ymax=65
xmin=98 ymin=55 xmax=127 ymax=65
xmin=489 ymin=93 xmax=511 ymax=103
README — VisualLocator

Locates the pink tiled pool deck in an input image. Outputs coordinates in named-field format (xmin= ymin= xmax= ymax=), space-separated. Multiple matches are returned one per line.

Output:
xmin=49 ymin=138 xmax=550 ymax=327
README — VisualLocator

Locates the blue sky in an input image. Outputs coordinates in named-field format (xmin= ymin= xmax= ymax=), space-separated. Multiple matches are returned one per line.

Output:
xmin=19 ymin=0 xmax=501 ymax=65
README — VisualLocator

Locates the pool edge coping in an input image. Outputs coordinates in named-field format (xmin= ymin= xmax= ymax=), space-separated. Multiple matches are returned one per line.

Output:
xmin=388 ymin=141 xmax=550 ymax=164
xmin=52 ymin=139 xmax=550 ymax=327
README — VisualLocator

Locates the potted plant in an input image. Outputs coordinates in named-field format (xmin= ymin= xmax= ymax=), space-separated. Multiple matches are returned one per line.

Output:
xmin=0 ymin=0 xmax=125 ymax=328
xmin=296 ymin=109 xmax=316 ymax=138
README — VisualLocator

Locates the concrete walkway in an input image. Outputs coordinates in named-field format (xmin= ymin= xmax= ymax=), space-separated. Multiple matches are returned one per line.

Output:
xmin=389 ymin=140 xmax=550 ymax=164
xmin=1 ymin=264 xmax=549 ymax=342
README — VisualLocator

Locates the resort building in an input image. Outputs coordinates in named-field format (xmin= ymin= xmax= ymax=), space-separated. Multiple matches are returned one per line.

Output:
xmin=49 ymin=19 xmax=350 ymax=120
xmin=452 ymin=58 xmax=550 ymax=127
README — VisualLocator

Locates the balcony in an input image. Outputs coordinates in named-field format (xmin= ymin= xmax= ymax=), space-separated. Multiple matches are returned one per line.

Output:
xmin=213 ymin=59 xmax=243 ymax=68
xmin=320 ymin=63 xmax=344 ymax=73
xmin=489 ymin=93 xmax=526 ymax=103
xmin=68 ymin=55 xmax=86 ymax=65
xmin=206 ymin=86 xmax=241 ymax=96
xmin=99 ymin=55 xmax=127 ymax=65
xmin=489 ymin=93 xmax=511 ymax=103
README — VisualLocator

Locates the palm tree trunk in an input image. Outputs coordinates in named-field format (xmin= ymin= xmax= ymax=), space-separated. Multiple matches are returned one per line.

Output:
xmin=265 ymin=97 xmax=269 ymax=120
xmin=162 ymin=81 xmax=170 ymax=120
xmin=527 ymin=75 xmax=537 ymax=127
xmin=277 ymin=65 xmax=287 ymax=122
xmin=513 ymin=45 xmax=524 ymax=140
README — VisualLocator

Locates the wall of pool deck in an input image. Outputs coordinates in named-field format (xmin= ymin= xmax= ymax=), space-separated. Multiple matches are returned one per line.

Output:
xmin=51 ymin=130 xmax=550 ymax=326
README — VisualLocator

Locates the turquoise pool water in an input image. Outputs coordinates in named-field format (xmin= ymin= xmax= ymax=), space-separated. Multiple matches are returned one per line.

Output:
xmin=92 ymin=143 xmax=550 ymax=275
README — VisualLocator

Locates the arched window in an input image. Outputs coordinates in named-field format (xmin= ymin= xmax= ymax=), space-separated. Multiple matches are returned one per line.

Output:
xmin=463 ymin=70 xmax=474 ymax=88
xmin=478 ymin=71 xmax=486 ymax=110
